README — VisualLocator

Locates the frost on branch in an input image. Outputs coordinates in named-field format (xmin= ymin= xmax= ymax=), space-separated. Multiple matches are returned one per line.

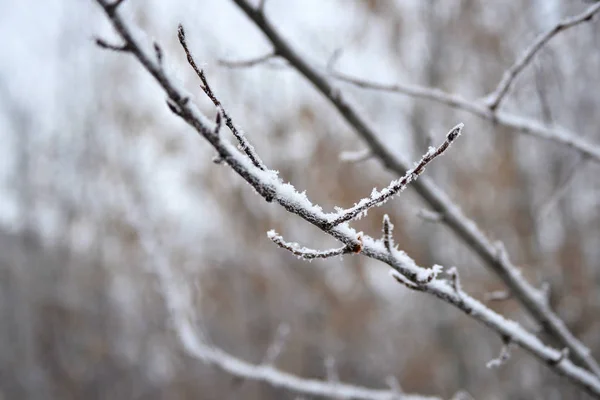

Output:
xmin=382 ymin=214 xmax=394 ymax=252
xmin=267 ymin=230 xmax=362 ymax=260
xmin=328 ymin=123 xmax=463 ymax=228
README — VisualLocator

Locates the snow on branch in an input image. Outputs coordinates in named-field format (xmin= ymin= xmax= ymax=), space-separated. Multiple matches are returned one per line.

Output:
xmin=268 ymin=230 xmax=362 ymax=260
xmin=487 ymin=336 xmax=513 ymax=369
xmin=93 ymin=1 xmax=600 ymax=396
xmin=328 ymin=124 xmax=462 ymax=228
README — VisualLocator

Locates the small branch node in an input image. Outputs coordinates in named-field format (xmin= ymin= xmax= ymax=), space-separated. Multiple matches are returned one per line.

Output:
xmin=218 ymin=52 xmax=276 ymax=69
xmin=389 ymin=269 xmax=420 ymax=290
xmin=417 ymin=208 xmax=443 ymax=223
xmin=549 ymin=348 xmax=570 ymax=366
xmin=267 ymin=230 xmax=354 ymax=260
xmin=487 ymin=336 xmax=512 ymax=369
xmin=326 ymin=47 xmax=344 ymax=73
xmin=95 ymin=37 xmax=129 ymax=52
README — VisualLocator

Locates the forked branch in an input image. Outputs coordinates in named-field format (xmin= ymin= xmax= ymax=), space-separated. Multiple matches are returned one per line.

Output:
xmin=94 ymin=0 xmax=600 ymax=396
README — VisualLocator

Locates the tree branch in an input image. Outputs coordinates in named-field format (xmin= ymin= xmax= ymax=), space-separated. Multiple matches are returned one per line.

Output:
xmin=229 ymin=0 xmax=600 ymax=378
xmin=330 ymin=71 xmax=600 ymax=164
xmin=268 ymin=230 xmax=362 ymax=260
xmin=485 ymin=3 xmax=600 ymax=110
xmin=328 ymin=124 xmax=461 ymax=227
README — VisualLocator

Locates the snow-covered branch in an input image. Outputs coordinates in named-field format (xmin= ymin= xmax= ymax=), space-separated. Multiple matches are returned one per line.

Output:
xmin=268 ymin=230 xmax=362 ymax=260
xmin=328 ymin=124 xmax=462 ymax=227
xmin=229 ymin=0 xmax=600 ymax=379
xmin=93 ymin=0 xmax=600 ymax=397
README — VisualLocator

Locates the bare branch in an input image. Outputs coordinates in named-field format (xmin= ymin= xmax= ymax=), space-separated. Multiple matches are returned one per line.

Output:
xmin=331 ymin=71 xmax=600 ymax=164
xmin=550 ymin=348 xmax=571 ymax=366
xmin=176 ymin=25 xmax=206 ymax=89
xmin=219 ymin=51 xmax=277 ymax=68
xmin=382 ymin=214 xmax=394 ymax=253
xmin=485 ymin=3 xmax=600 ymax=110
xmin=447 ymin=267 xmax=462 ymax=299
xmin=268 ymin=230 xmax=362 ymax=260
xmin=328 ymin=124 xmax=462 ymax=228
xmin=178 ymin=25 xmax=267 ymax=171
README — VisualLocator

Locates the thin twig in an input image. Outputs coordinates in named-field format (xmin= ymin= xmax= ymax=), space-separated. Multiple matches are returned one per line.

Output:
xmin=328 ymin=124 xmax=462 ymax=227
xmin=268 ymin=230 xmax=362 ymax=260
xmin=485 ymin=3 xmax=600 ymax=110
xmin=331 ymin=71 xmax=600 ymax=163
xmin=487 ymin=337 xmax=513 ymax=369
xmin=95 ymin=37 xmax=129 ymax=52
xmin=537 ymin=157 xmax=588 ymax=221
xmin=219 ymin=51 xmax=277 ymax=68
xmin=178 ymin=25 xmax=267 ymax=170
